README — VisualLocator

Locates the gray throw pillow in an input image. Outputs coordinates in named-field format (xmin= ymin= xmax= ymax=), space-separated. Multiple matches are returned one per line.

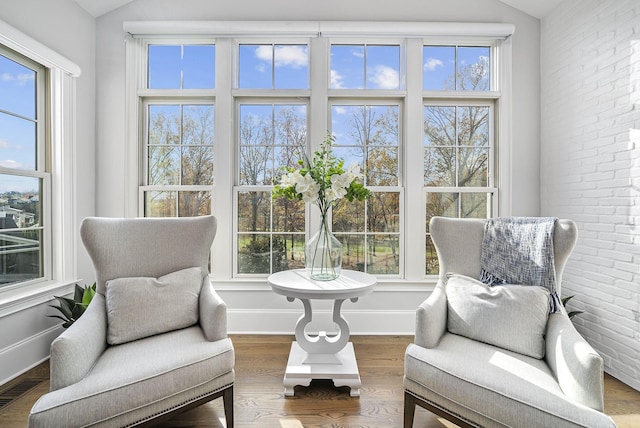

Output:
xmin=445 ymin=273 xmax=550 ymax=359
xmin=105 ymin=267 xmax=204 ymax=345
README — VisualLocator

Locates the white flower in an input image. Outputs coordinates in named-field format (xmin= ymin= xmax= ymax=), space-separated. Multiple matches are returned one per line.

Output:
xmin=294 ymin=172 xmax=316 ymax=194
xmin=326 ymin=185 xmax=347 ymax=203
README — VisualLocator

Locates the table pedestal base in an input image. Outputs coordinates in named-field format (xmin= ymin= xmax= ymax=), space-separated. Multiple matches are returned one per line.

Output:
xmin=283 ymin=341 xmax=361 ymax=397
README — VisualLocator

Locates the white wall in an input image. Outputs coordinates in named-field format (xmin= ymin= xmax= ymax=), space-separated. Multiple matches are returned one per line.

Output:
xmin=541 ymin=0 xmax=640 ymax=390
xmin=94 ymin=0 xmax=542 ymax=335
xmin=0 ymin=0 xmax=96 ymax=384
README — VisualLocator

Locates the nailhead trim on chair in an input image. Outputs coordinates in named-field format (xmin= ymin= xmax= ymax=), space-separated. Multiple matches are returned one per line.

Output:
xmin=405 ymin=389 xmax=481 ymax=428
xmin=124 ymin=383 xmax=234 ymax=427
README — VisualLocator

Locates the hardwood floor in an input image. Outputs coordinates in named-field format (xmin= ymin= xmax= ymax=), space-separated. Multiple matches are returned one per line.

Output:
xmin=1 ymin=335 xmax=639 ymax=427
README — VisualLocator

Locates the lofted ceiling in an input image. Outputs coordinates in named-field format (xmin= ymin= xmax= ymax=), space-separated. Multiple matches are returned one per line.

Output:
xmin=74 ymin=0 xmax=564 ymax=19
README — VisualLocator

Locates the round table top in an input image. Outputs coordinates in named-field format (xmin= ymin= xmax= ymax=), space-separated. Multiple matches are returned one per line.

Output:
xmin=268 ymin=269 xmax=377 ymax=300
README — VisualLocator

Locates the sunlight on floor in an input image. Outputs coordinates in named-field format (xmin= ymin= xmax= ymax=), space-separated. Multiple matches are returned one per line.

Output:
xmin=279 ymin=419 xmax=305 ymax=428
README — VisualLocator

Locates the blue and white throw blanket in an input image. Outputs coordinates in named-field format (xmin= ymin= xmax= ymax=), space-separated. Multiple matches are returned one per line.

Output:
xmin=480 ymin=217 xmax=561 ymax=313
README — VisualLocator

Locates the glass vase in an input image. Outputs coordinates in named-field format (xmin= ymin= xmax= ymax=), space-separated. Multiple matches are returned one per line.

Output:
xmin=305 ymin=212 xmax=342 ymax=280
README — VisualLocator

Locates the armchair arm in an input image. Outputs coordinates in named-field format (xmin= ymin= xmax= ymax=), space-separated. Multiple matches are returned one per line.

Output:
xmin=50 ymin=293 xmax=108 ymax=391
xmin=545 ymin=311 xmax=605 ymax=411
xmin=414 ymin=281 xmax=448 ymax=348
xmin=199 ymin=277 xmax=228 ymax=342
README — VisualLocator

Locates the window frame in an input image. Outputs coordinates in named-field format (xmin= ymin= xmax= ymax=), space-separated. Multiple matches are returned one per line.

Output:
xmin=0 ymin=18 xmax=81 ymax=312
xmin=0 ymin=46 xmax=49 ymax=289
xmin=125 ymin=21 xmax=513 ymax=285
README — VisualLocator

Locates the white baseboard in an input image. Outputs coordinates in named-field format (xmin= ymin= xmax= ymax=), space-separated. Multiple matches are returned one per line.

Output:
xmin=227 ymin=308 xmax=416 ymax=335
xmin=0 ymin=325 xmax=62 ymax=386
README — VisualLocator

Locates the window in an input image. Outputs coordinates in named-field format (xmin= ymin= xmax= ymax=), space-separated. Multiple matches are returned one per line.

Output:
xmin=140 ymin=42 xmax=215 ymax=218
xmin=423 ymin=45 xmax=497 ymax=274
xmin=0 ymin=46 xmax=47 ymax=287
xmin=128 ymin=22 xmax=512 ymax=283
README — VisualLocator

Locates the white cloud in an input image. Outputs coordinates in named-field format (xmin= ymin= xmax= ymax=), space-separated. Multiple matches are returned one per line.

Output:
xmin=274 ymin=46 xmax=307 ymax=68
xmin=17 ymin=73 xmax=34 ymax=85
xmin=369 ymin=65 xmax=399 ymax=89
xmin=254 ymin=45 xmax=273 ymax=63
xmin=330 ymin=69 xmax=345 ymax=89
xmin=0 ymin=159 xmax=23 ymax=169
xmin=0 ymin=72 xmax=34 ymax=86
xmin=0 ymin=139 xmax=10 ymax=149
xmin=254 ymin=45 xmax=308 ymax=69
xmin=423 ymin=58 xmax=444 ymax=72
xmin=333 ymin=106 xmax=348 ymax=115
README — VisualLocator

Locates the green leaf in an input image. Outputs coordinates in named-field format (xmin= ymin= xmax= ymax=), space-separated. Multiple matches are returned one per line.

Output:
xmin=567 ymin=310 xmax=584 ymax=319
xmin=82 ymin=286 xmax=96 ymax=308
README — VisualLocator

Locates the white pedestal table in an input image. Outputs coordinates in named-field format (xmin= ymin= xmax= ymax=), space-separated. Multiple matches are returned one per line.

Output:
xmin=268 ymin=269 xmax=376 ymax=397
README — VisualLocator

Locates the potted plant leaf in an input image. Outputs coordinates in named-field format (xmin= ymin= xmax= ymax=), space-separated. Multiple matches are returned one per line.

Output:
xmin=561 ymin=295 xmax=584 ymax=320
xmin=48 ymin=283 xmax=96 ymax=328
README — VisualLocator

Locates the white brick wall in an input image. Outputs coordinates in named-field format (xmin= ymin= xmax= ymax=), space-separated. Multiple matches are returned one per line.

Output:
xmin=541 ymin=0 xmax=640 ymax=391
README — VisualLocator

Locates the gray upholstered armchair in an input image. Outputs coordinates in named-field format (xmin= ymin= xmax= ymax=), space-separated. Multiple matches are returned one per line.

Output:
xmin=404 ymin=217 xmax=616 ymax=428
xmin=29 ymin=216 xmax=234 ymax=427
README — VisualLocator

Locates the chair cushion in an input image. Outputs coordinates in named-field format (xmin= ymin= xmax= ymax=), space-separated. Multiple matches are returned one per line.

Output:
xmin=445 ymin=273 xmax=550 ymax=358
xmin=404 ymin=335 xmax=616 ymax=428
xmin=29 ymin=327 xmax=234 ymax=427
xmin=106 ymin=267 xmax=203 ymax=345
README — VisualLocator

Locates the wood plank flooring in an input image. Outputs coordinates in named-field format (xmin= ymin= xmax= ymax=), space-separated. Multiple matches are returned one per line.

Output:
xmin=1 ymin=334 xmax=639 ymax=427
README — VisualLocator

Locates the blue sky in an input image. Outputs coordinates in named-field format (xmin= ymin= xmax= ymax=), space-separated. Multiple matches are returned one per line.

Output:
xmin=1 ymin=43 xmax=488 ymax=193
xmin=0 ymin=53 xmax=37 ymax=193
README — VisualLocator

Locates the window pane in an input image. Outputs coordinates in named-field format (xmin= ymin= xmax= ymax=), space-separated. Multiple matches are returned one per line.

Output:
xmin=459 ymin=147 xmax=488 ymax=187
xmin=0 ymin=112 xmax=36 ymax=171
xmin=237 ymin=234 xmax=271 ymax=274
xmin=178 ymin=191 xmax=211 ymax=216
xmin=460 ymin=192 xmax=492 ymax=219
xmin=457 ymin=106 xmax=489 ymax=147
xmin=148 ymin=146 xmax=180 ymax=185
xmin=273 ymin=45 xmax=308 ymax=89
xmin=368 ymin=192 xmax=400 ymax=233
xmin=148 ymin=105 xmax=180 ymax=185
xmin=366 ymin=45 xmax=400 ymax=90
xmin=423 ymin=46 xmax=490 ymax=91
xmin=149 ymin=105 xmax=180 ymax=145
xmin=331 ymin=44 xmax=400 ymax=90
xmin=330 ymin=45 xmax=364 ymax=89
xmin=337 ymin=234 xmax=364 ymax=271
xmin=424 ymin=105 xmax=490 ymax=187
xmin=182 ymin=45 xmax=215 ymax=89
xmin=367 ymin=234 xmax=399 ymax=275
xmin=273 ymin=198 xmax=305 ymax=233
xmin=240 ymin=104 xmax=306 ymax=185
xmin=237 ymin=191 xmax=270 ymax=232
xmin=148 ymin=45 xmax=181 ymax=89
xmin=426 ymin=192 xmax=459 ymax=221
xmin=273 ymin=234 xmax=305 ymax=272
xmin=181 ymin=105 xmax=214 ymax=185
xmin=333 ymin=199 xmax=365 ymax=233
xmin=457 ymin=47 xmax=490 ymax=91
xmin=148 ymin=44 xmax=215 ymax=89
xmin=423 ymin=46 xmax=455 ymax=90
xmin=239 ymin=44 xmax=308 ymax=89
xmin=147 ymin=104 xmax=214 ymax=186
xmin=145 ymin=191 xmax=177 ymax=217
xmin=332 ymin=105 xmax=399 ymax=186
xmin=0 ymin=53 xmax=36 ymax=118
xmin=239 ymin=45 xmax=272 ymax=89
xmin=424 ymin=147 xmax=455 ymax=186
xmin=0 ymin=175 xmax=43 ymax=286
xmin=426 ymin=235 xmax=438 ymax=275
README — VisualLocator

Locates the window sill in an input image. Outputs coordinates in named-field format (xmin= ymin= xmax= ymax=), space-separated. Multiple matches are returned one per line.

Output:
xmin=209 ymin=276 xmax=437 ymax=292
xmin=0 ymin=280 xmax=79 ymax=318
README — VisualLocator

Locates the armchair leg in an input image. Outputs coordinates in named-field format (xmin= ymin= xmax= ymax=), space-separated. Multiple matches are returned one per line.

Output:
xmin=223 ymin=386 xmax=234 ymax=428
xmin=404 ymin=391 xmax=416 ymax=428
